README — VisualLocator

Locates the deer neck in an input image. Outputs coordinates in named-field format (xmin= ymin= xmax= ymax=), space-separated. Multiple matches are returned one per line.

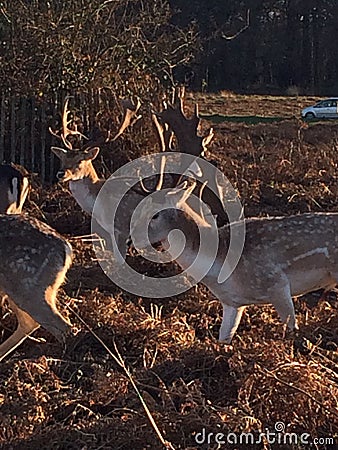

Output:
xmin=69 ymin=164 xmax=103 ymax=215
xmin=164 ymin=207 xmax=222 ymax=280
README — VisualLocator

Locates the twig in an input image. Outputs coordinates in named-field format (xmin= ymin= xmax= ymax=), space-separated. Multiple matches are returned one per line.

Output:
xmin=222 ymin=10 xmax=250 ymax=40
xmin=66 ymin=305 xmax=175 ymax=450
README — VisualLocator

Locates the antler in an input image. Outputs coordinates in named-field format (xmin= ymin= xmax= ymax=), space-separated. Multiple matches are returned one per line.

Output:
xmin=136 ymin=154 xmax=166 ymax=195
xmin=151 ymin=112 xmax=174 ymax=152
xmin=49 ymin=97 xmax=88 ymax=149
xmin=152 ymin=87 xmax=214 ymax=157
xmin=112 ymin=98 xmax=142 ymax=141
xmin=50 ymin=96 xmax=142 ymax=150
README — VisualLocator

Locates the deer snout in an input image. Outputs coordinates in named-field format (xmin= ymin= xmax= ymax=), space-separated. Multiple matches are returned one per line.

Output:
xmin=43 ymin=317 xmax=71 ymax=342
xmin=56 ymin=170 xmax=65 ymax=181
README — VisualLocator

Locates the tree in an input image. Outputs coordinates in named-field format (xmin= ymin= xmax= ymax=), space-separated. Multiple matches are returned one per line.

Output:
xmin=0 ymin=0 xmax=198 ymax=96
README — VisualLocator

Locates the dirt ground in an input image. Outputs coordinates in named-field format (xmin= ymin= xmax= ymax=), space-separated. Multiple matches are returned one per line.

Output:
xmin=0 ymin=93 xmax=337 ymax=449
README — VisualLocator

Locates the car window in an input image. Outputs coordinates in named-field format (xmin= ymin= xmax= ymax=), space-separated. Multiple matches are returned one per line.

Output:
xmin=321 ymin=100 xmax=331 ymax=107
xmin=311 ymin=99 xmax=338 ymax=111
xmin=314 ymin=100 xmax=334 ymax=108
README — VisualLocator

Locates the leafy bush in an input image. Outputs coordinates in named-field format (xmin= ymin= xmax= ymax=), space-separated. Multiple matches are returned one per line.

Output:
xmin=0 ymin=0 xmax=198 ymax=97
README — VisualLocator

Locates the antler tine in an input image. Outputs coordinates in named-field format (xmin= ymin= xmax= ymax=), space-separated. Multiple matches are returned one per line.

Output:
xmin=179 ymin=178 xmax=197 ymax=205
xmin=169 ymin=86 xmax=176 ymax=105
xmin=173 ymin=86 xmax=185 ymax=109
xmin=193 ymin=103 xmax=199 ymax=120
xmin=199 ymin=180 xmax=208 ymax=221
xmin=135 ymin=154 xmax=166 ymax=194
xmin=151 ymin=112 xmax=174 ymax=152
xmin=63 ymin=97 xmax=89 ymax=142
xmin=191 ymin=103 xmax=200 ymax=130
xmin=136 ymin=168 xmax=152 ymax=194
xmin=112 ymin=97 xmax=142 ymax=141
xmin=62 ymin=97 xmax=70 ymax=140
xmin=155 ymin=154 xmax=166 ymax=191
xmin=49 ymin=96 xmax=89 ymax=150
xmin=48 ymin=126 xmax=73 ymax=150
xmin=48 ymin=97 xmax=72 ymax=149
xmin=201 ymin=127 xmax=214 ymax=154
xmin=178 ymin=86 xmax=185 ymax=100
xmin=165 ymin=87 xmax=183 ymax=117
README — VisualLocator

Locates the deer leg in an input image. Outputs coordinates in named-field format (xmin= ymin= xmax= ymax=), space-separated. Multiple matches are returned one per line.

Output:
xmin=110 ymin=230 xmax=128 ymax=265
xmin=318 ymin=279 xmax=338 ymax=302
xmin=0 ymin=298 xmax=39 ymax=362
xmin=219 ymin=304 xmax=245 ymax=343
xmin=91 ymin=217 xmax=114 ymax=252
xmin=20 ymin=284 xmax=71 ymax=343
xmin=271 ymin=286 xmax=297 ymax=330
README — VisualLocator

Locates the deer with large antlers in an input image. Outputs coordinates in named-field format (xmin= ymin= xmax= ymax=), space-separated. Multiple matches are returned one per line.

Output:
xmin=51 ymin=93 xmax=227 ymax=263
xmin=131 ymin=179 xmax=338 ymax=343
xmin=50 ymin=96 xmax=145 ymax=263
xmin=152 ymin=87 xmax=228 ymax=226
xmin=0 ymin=214 xmax=73 ymax=361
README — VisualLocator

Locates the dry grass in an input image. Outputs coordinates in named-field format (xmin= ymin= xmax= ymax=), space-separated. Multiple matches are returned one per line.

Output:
xmin=0 ymin=94 xmax=337 ymax=449
xmin=190 ymin=92 xmax=321 ymax=118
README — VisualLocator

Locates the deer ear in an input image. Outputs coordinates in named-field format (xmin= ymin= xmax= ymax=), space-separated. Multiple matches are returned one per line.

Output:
xmin=187 ymin=160 xmax=202 ymax=177
xmin=51 ymin=147 xmax=68 ymax=159
xmin=83 ymin=147 xmax=100 ymax=161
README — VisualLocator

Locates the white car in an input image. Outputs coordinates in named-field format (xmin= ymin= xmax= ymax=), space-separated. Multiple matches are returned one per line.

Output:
xmin=301 ymin=98 xmax=338 ymax=119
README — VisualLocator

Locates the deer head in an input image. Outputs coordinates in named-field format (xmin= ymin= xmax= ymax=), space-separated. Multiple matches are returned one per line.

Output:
xmin=50 ymin=95 xmax=141 ymax=182
xmin=0 ymin=163 xmax=30 ymax=214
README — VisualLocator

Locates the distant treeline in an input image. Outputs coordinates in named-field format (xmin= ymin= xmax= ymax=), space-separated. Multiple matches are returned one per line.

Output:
xmin=171 ymin=0 xmax=338 ymax=95
xmin=0 ymin=1 xmax=336 ymax=97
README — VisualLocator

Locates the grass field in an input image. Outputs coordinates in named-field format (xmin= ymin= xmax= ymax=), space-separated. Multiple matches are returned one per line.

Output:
xmin=0 ymin=93 xmax=337 ymax=449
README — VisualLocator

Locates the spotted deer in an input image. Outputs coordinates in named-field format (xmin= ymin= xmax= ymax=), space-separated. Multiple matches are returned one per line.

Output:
xmin=152 ymin=87 xmax=228 ymax=226
xmin=50 ymin=94 xmax=226 ymax=263
xmin=0 ymin=163 xmax=29 ymax=214
xmin=0 ymin=215 xmax=73 ymax=361
xmin=50 ymin=97 xmax=146 ymax=263
xmin=131 ymin=180 xmax=338 ymax=343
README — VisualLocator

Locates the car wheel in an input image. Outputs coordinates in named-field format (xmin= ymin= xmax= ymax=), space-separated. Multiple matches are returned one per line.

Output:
xmin=305 ymin=112 xmax=315 ymax=119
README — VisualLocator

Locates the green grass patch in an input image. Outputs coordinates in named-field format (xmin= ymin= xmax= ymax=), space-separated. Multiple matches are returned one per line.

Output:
xmin=201 ymin=114 xmax=287 ymax=124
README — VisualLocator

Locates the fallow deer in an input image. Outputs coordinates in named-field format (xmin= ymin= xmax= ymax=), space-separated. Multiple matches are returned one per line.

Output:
xmin=0 ymin=163 xmax=29 ymax=214
xmin=152 ymin=87 xmax=228 ymax=226
xmin=51 ymin=94 xmax=226 ymax=263
xmin=130 ymin=180 xmax=338 ymax=343
xmin=50 ymin=97 xmax=145 ymax=263
xmin=0 ymin=214 xmax=73 ymax=361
